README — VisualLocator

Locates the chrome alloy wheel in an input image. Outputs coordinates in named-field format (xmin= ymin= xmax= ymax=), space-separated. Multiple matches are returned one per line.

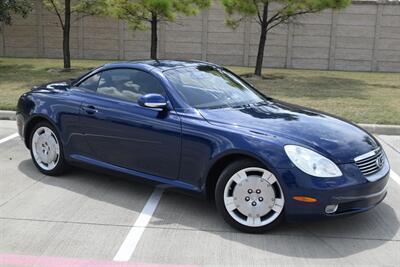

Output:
xmin=223 ymin=167 xmax=285 ymax=227
xmin=31 ymin=126 xmax=60 ymax=171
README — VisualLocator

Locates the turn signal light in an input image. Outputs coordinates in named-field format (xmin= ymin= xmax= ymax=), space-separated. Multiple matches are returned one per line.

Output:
xmin=293 ymin=196 xmax=317 ymax=203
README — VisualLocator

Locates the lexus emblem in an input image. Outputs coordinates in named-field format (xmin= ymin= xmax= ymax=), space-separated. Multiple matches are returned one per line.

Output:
xmin=376 ymin=155 xmax=384 ymax=168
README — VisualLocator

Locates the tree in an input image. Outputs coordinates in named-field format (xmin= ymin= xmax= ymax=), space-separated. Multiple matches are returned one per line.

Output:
xmin=105 ymin=0 xmax=211 ymax=60
xmin=42 ymin=0 xmax=107 ymax=69
xmin=0 ymin=0 xmax=32 ymax=29
xmin=221 ymin=0 xmax=350 ymax=76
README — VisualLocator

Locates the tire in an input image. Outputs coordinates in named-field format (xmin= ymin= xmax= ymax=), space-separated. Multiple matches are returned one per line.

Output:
xmin=29 ymin=121 xmax=67 ymax=176
xmin=215 ymin=159 xmax=285 ymax=233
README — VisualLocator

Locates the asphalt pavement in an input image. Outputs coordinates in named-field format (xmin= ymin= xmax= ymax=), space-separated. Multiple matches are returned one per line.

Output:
xmin=0 ymin=120 xmax=399 ymax=267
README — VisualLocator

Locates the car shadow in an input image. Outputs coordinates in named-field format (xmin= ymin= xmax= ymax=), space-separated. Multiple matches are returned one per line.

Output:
xmin=17 ymin=159 xmax=400 ymax=259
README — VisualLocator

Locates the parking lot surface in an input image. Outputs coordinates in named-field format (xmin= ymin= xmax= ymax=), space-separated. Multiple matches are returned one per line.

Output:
xmin=0 ymin=120 xmax=399 ymax=267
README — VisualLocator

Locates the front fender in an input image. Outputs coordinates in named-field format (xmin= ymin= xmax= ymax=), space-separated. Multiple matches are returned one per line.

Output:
xmin=178 ymin=113 xmax=292 ymax=192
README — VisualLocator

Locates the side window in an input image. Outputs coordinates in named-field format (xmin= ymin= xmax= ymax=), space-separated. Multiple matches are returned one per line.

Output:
xmin=78 ymin=73 xmax=101 ymax=91
xmin=96 ymin=69 xmax=165 ymax=102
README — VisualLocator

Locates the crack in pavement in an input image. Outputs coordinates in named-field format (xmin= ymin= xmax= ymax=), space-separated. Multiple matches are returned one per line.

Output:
xmin=0 ymin=216 xmax=399 ymax=243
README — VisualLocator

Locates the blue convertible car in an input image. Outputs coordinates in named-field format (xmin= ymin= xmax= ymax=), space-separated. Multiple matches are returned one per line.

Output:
xmin=17 ymin=60 xmax=390 ymax=232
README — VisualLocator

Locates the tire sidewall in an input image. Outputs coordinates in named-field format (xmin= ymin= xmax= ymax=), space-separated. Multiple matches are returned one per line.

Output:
xmin=29 ymin=122 xmax=66 ymax=176
xmin=215 ymin=159 xmax=285 ymax=233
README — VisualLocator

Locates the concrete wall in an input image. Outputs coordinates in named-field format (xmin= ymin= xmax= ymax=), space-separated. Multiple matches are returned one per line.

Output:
xmin=1 ymin=0 xmax=400 ymax=72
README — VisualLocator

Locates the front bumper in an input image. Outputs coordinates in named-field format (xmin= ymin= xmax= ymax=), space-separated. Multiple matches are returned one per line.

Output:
xmin=276 ymin=161 xmax=390 ymax=221
xmin=330 ymin=186 xmax=387 ymax=215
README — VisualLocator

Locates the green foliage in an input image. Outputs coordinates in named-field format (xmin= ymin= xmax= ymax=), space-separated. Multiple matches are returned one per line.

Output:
xmin=222 ymin=0 xmax=350 ymax=75
xmin=42 ymin=0 xmax=61 ymax=13
xmin=0 ymin=0 xmax=32 ymax=28
xmin=101 ymin=0 xmax=211 ymax=30
xmin=73 ymin=0 xmax=109 ymax=15
xmin=42 ymin=0 xmax=108 ymax=26
xmin=221 ymin=0 xmax=350 ymax=29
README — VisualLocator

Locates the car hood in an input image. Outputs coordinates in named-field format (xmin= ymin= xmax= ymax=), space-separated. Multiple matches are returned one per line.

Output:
xmin=198 ymin=100 xmax=379 ymax=164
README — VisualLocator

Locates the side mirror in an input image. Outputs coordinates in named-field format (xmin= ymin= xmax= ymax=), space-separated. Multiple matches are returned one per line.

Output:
xmin=138 ymin=93 xmax=168 ymax=110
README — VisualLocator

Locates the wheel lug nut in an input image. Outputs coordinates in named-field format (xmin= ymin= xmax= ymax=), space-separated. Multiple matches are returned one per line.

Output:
xmin=247 ymin=189 xmax=253 ymax=194
xmin=251 ymin=201 xmax=257 ymax=206
xmin=245 ymin=197 xmax=250 ymax=201
xmin=256 ymin=189 xmax=261 ymax=194
xmin=258 ymin=197 xmax=263 ymax=202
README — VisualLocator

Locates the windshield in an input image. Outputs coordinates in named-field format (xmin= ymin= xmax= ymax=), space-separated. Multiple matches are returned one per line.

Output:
xmin=164 ymin=66 xmax=266 ymax=109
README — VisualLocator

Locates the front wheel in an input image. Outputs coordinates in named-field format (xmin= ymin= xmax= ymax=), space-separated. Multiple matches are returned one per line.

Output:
xmin=215 ymin=160 xmax=285 ymax=233
xmin=29 ymin=122 xmax=67 ymax=176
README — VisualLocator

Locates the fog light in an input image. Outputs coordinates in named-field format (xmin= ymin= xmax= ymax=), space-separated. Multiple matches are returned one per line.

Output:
xmin=325 ymin=204 xmax=338 ymax=214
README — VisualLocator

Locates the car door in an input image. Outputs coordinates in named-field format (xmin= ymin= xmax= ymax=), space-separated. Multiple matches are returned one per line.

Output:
xmin=77 ymin=68 xmax=182 ymax=180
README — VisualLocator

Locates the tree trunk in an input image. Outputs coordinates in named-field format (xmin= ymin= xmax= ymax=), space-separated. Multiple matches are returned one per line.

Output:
xmin=150 ymin=13 xmax=158 ymax=60
xmin=254 ymin=3 xmax=269 ymax=76
xmin=63 ymin=0 xmax=71 ymax=69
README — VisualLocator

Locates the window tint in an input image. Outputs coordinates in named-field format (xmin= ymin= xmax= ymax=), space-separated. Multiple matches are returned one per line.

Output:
xmin=96 ymin=69 xmax=165 ymax=102
xmin=78 ymin=73 xmax=101 ymax=91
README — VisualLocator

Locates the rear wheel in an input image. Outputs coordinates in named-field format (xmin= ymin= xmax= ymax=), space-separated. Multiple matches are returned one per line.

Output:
xmin=30 ymin=122 xmax=67 ymax=176
xmin=215 ymin=160 xmax=285 ymax=233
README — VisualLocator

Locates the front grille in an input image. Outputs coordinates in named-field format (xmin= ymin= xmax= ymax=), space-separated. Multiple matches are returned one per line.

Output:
xmin=354 ymin=147 xmax=385 ymax=177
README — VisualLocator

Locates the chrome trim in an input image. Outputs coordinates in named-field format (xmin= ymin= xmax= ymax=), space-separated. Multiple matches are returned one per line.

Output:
xmin=144 ymin=102 xmax=167 ymax=108
xmin=363 ymin=155 xmax=389 ymax=182
xmin=358 ymin=160 xmax=378 ymax=167
xmin=354 ymin=147 xmax=381 ymax=162
xmin=354 ymin=147 xmax=387 ymax=180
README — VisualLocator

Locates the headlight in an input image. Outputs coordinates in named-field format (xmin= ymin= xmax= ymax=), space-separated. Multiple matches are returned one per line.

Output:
xmin=284 ymin=145 xmax=342 ymax=178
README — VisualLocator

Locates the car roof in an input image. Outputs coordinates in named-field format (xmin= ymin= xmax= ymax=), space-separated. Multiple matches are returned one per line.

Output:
xmin=73 ymin=59 xmax=223 ymax=86
xmin=102 ymin=59 xmax=219 ymax=72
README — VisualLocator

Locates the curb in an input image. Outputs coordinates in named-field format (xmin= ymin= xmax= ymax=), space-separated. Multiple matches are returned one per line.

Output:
xmin=1 ymin=110 xmax=400 ymax=135
xmin=0 ymin=110 xmax=16 ymax=120
xmin=358 ymin=124 xmax=400 ymax=136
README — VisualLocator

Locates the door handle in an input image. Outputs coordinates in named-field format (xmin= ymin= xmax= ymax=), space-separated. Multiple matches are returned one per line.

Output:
xmin=82 ymin=105 xmax=98 ymax=115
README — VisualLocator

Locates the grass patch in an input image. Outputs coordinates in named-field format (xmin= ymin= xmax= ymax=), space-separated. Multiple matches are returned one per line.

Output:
xmin=230 ymin=67 xmax=400 ymax=125
xmin=0 ymin=58 xmax=108 ymax=110
xmin=0 ymin=57 xmax=399 ymax=124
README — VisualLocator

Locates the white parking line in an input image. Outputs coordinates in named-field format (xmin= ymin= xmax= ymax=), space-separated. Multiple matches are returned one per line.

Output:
xmin=391 ymin=170 xmax=400 ymax=186
xmin=0 ymin=133 xmax=19 ymax=145
xmin=113 ymin=187 xmax=164 ymax=262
